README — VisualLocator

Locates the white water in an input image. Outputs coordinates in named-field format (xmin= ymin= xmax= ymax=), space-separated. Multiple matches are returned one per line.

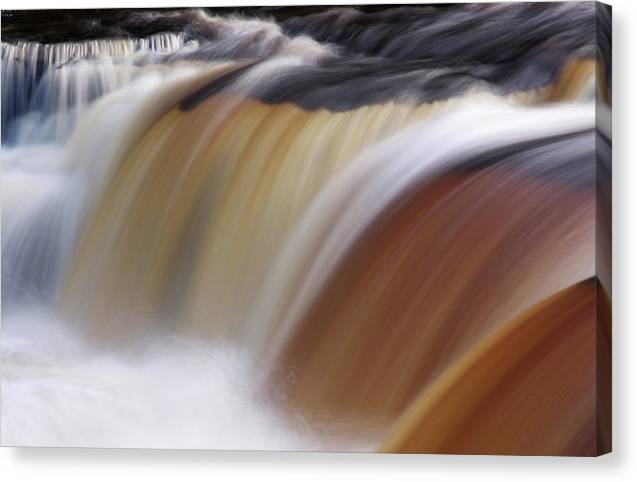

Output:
xmin=1 ymin=306 xmax=321 ymax=449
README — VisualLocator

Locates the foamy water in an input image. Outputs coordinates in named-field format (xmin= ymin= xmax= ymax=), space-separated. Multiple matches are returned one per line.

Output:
xmin=1 ymin=307 xmax=321 ymax=450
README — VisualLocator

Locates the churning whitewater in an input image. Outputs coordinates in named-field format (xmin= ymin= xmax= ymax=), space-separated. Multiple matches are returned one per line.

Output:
xmin=1 ymin=4 xmax=609 ymax=452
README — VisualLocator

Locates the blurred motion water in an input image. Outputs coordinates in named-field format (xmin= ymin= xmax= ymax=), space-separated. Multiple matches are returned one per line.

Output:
xmin=0 ymin=4 xmax=611 ymax=453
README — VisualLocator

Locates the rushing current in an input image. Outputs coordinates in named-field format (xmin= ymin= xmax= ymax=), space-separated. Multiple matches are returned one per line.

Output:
xmin=1 ymin=4 xmax=611 ymax=453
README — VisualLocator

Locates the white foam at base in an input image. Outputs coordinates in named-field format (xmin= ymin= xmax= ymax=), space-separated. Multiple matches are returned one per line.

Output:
xmin=0 ymin=308 xmax=320 ymax=450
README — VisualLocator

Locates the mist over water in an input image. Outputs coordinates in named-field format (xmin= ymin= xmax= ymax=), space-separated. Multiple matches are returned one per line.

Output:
xmin=1 ymin=4 xmax=611 ymax=453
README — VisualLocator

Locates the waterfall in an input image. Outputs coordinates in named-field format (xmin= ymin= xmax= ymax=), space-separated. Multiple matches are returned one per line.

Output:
xmin=1 ymin=4 xmax=611 ymax=453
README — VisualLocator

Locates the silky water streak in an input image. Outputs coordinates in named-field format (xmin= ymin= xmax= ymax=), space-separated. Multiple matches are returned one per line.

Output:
xmin=1 ymin=3 xmax=611 ymax=454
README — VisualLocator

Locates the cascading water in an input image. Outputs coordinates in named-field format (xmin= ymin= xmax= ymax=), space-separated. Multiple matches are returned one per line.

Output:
xmin=1 ymin=4 xmax=611 ymax=454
